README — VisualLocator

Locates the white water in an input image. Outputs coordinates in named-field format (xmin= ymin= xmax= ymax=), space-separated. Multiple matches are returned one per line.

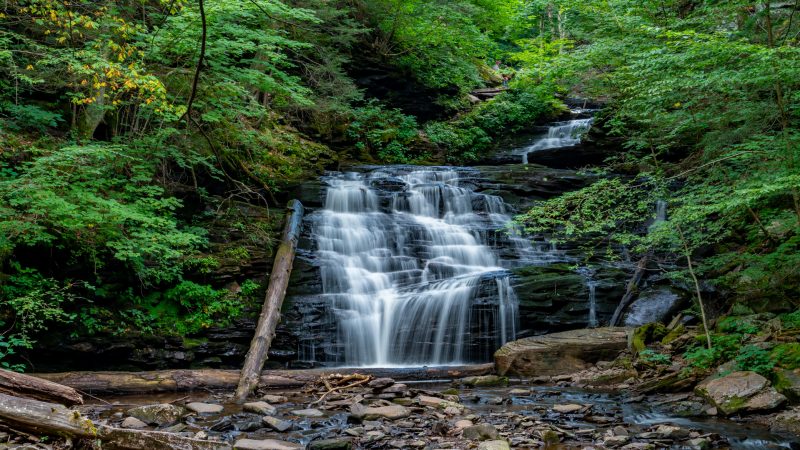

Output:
xmin=520 ymin=118 xmax=594 ymax=164
xmin=314 ymin=168 xmax=532 ymax=367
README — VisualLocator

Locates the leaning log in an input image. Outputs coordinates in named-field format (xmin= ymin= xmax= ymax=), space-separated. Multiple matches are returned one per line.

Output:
xmin=609 ymin=253 xmax=651 ymax=326
xmin=0 ymin=368 xmax=83 ymax=406
xmin=34 ymin=364 xmax=495 ymax=395
xmin=0 ymin=392 xmax=230 ymax=450
xmin=235 ymin=200 xmax=304 ymax=402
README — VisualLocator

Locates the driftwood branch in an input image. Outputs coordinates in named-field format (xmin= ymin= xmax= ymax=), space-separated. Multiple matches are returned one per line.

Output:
xmin=0 ymin=368 xmax=83 ymax=406
xmin=235 ymin=200 xmax=304 ymax=402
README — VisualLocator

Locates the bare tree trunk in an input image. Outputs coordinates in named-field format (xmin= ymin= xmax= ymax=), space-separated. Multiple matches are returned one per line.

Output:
xmin=677 ymin=226 xmax=712 ymax=349
xmin=235 ymin=200 xmax=304 ymax=402
xmin=0 ymin=369 xmax=83 ymax=406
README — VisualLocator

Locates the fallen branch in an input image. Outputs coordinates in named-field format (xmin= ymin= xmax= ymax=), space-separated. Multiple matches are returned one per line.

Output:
xmin=308 ymin=373 xmax=372 ymax=406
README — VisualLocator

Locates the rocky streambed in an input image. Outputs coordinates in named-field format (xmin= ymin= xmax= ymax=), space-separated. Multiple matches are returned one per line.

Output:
xmin=4 ymin=374 xmax=789 ymax=450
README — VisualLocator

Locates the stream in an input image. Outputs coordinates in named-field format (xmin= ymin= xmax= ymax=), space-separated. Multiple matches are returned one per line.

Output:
xmin=86 ymin=381 xmax=796 ymax=449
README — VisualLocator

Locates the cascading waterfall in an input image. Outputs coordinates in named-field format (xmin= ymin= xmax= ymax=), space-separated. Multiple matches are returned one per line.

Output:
xmin=520 ymin=118 xmax=594 ymax=164
xmin=313 ymin=168 xmax=535 ymax=367
xmin=587 ymin=280 xmax=599 ymax=328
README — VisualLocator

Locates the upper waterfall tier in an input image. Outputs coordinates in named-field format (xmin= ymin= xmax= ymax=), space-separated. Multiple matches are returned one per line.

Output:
xmin=518 ymin=118 xmax=594 ymax=164
xmin=310 ymin=167 xmax=553 ymax=367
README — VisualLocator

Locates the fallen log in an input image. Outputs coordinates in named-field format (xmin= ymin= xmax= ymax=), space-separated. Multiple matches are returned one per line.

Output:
xmin=0 ymin=368 xmax=83 ymax=406
xmin=235 ymin=200 xmax=304 ymax=402
xmin=34 ymin=364 xmax=494 ymax=395
xmin=0 ymin=392 xmax=230 ymax=450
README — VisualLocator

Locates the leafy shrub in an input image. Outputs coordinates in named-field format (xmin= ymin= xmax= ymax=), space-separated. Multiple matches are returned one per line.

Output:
xmin=735 ymin=345 xmax=775 ymax=377
xmin=347 ymin=101 xmax=420 ymax=163
xmin=0 ymin=103 xmax=63 ymax=132
xmin=717 ymin=316 xmax=759 ymax=335
xmin=639 ymin=349 xmax=671 ymax=365
xmin=684 ymin=333 xmax=743 ymax=370
xmin=772 ymin=343 xmax=800 ymax=370
xmin=0 ymin=144 xmax=206 ymax=286
xmin=780 ymin=311 xmax=800 ymax=331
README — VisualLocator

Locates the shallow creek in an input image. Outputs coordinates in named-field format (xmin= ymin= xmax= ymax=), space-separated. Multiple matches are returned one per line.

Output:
xmin=84 ymin=382 xmax=795 ymax=449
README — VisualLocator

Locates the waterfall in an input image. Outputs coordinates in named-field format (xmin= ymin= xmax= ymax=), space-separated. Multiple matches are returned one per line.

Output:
xmin=312 ymin=168 xmax=530 ymax=367
xmin=655 ymin=200 xmax=667 ymax=222
xmin=587 ymin=280 xmax=598 ymax=328
xmin=520 ymin=118 xmax=594 ymax=164
xmin=577 ymin=267 xmax=599 ymax=328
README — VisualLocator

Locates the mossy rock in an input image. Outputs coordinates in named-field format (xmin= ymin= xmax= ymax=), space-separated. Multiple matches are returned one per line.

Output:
xmin=773 ymin=368 xmax=800 ymax=403
xmin=630 ymin=323 xmax=668 ymax=353
xmin=661 ymin=324 xmax=686 ymax=345
xmin=460 ymin=375 xmax=509 ymax=387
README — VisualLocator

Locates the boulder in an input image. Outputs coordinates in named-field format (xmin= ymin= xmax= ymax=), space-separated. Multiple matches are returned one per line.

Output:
xmin=774 ymin=368 xmax=800 ymax=403
xmin=494 ymin=327 xmax=630 ymax=376
xmin=478 ymin=441 xmax=510 ymax=450
xmin=261 ymin=394 xmax=288 ymax=404
xmin=462 ymin=423 xmax=499 ymax=441
xmin=308 ymin=438 xmax=353 ymax=450
xmin=186 ymin=402 xmax=224 ymax=415
xmin=459 ymin=375 xmax=508 ymax=387
xmin=695 ymin=371 xmax=786 ymax=415
xmin=126 ymin=403 xmax=186 ymax=426
xmin=623 ymin=287 xmax=684 ymax=326
xmin=263 ymin=416 xmax=293 ymax=432
xmin=552 ymin=404 xmax=583 ymax=414
xmin=771 ymin=407 xmax=800 ymax=435
xmin=233 ymin=439 xmax=302 ymax=450
xmin=120 ymin=416 xmax=148 ymax=429
xmin=349 ymin=403 xmax=411 ymax=421
xmin=243 ymin=401 xmax=276 ymax=415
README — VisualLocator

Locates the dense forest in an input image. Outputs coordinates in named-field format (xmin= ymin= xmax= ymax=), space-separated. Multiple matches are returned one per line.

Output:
xmin=1 ymin=0 xmax=799 ymax=382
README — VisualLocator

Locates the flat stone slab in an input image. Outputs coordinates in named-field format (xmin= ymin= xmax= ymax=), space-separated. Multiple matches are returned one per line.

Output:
xmin=187 ymin=402 xmax=224 ymax=414
xmin=234 ymin=439 xmax=302 ymax=450
xmin=291 ymin=408 xmax=325 ymax=417
xmin=494 ymin=327 xmax=630 ymax=376
xmin=243 ymin=401 xmax=276 ymax=415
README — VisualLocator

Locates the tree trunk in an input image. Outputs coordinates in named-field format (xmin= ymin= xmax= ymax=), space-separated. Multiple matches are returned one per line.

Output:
xmin=0 ymin=393 xmax=230 ymax=450
xmin=609 ymin=253 xmax=651 ymax=326
xmin=33 ymin=364 xmax=495 ymax=395
xmin=0 ymin=368 xmax=83 ymax=406
xmin=235 ymin=200 xmax=304 ymax=402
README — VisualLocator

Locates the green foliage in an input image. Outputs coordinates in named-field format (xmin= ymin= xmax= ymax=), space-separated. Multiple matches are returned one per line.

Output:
xmin=0 ymin=144 xmax=206 ymax=286
xmin=772 ymin=343 xmax=800 ymax=370
xmin=780 ymin=311 xmax=800 ymax=331
xmin=347 ymin=102 xmax=421 ymax=163
xmin=639 ymin=349 xmax=671 ymax=365
xmin=735 ymin=345 xmax=775 ymax=377
xmin=518 ymin=177 xmax=657 ymax=259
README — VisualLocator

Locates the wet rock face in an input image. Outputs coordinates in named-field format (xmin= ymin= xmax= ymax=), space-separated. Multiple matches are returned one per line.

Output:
xmin=512 ymin=264 xmax=627 ymax=335
xmin=623 ymin=287 xmax=685 ymax=326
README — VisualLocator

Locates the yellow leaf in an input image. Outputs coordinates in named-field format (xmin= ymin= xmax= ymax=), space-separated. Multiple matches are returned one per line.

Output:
xmin=25 ymin=65 xmax=33 ymax=70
